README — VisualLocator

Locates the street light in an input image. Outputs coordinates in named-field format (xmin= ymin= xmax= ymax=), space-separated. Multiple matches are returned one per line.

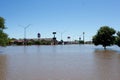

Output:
xmin=37 ymin=33 xmax=41 ymax=40
xmin=67 ymin=36 xmax=71 ymax=44
xmin=19 ymin=24 xmax=31 ymax=45
xmin=53 ymin=32 xmax=56 ymax=37
xmin=60 ymin=31 xmax=66 ymax=44
xmin=83 ymin=32 xmax=85 ymax=44
xmin=52 ymin=32 xmax=56 ymax=45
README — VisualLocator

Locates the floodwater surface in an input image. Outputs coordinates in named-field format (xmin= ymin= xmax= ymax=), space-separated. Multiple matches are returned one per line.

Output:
xmin=0 ymin=45 xmax=120 ymax=80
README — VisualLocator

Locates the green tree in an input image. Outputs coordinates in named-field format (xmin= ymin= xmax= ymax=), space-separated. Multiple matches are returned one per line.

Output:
xmin=0 ymin=17 xmax=8 ymax=46
xmin=92 ymin=26 xmax=116 ymax=50
xmin=117 ymin=31 xmax=120 ymax=37
xmin=0 ymin=30 xmax=8 ymax=46
xmin=115 ymin=31 xmax=120 ymax=47
xmin=0 ymin=17 xmax=5 ymax=30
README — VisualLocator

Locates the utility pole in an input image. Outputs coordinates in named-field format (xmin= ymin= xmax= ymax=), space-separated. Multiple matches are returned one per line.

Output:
xmin=60 ymin=31 xmax=66 ymax=45
xmin=19 ymin=24 xmax=31 ymax=45
xmin=79 ymin=37 xmax=81 ymax=44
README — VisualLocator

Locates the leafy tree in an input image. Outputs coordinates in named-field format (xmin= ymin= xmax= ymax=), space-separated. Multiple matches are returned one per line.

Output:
xmin=0 ymin=17 xmax=5 ymax=30
xmin=115 ymin=31 xmax=120 ymax=47
xmin=0 ymin=17 xmax=8 ymax=46
xmin=117 ymin=31 xmax=120 ymax=37
xmin=92 ymin=26 xmax=116 ymax=50
xmin=0 ymin=30 xmax=8 ymax=46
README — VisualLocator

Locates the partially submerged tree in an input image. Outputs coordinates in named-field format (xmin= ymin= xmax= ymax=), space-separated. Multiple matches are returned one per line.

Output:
xmin=93 ymin=26 xmax=116 ymax=50
xmin=115 ymin=31 xmax=120 ymax=47
xmin=0 ymin=17 xmax=8 ymax=46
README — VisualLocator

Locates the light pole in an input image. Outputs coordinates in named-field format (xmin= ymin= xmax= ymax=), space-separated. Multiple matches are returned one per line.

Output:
xmin=79 ymin=37 xmax=81 ymax=44
xmin=19 ymin=24 xmax=31 ymax=45
xmin=60 ymin=31 xmax=66 ymax=44
xmin=53 ymin=32 xmax=56 ymax=45
xmin=37 ymin=33 xmax=41 ymax=40
xmin=61 ymin=33 xmax=63 ymax=41
xmin=83 ymin=32 xmax=85 ymax=44
xmin=67 ymin=36 xmax=71 ymax=44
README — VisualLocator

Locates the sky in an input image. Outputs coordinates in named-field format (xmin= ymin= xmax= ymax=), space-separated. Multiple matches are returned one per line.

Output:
xmin=0 ymin=0 xmax=120 ymax=41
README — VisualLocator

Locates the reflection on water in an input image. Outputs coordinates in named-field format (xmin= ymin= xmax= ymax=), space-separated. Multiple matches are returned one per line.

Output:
xmin=0 ymin=54 xmax=6 ymax=80
xmin=93 ymin=49 xmax=120 ymax=80
xmin=0 ymin=45 xmax=120 ymax=80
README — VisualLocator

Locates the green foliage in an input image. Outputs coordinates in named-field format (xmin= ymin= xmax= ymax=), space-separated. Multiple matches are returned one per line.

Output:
xmin=115 ymin=31 xmax=120 ymax=47
xmin=27 ymin=41 xmax=33 ymax=45
xmin=34 ymin=41 xmax=41 ymax=45
xmin=33 ymin=40 xmax=51 ymax=45
xmin=40 ymin=39 xmax=51 ymax=45
xmin=116 ymin=38 xmax=120 ymax=47
xmin=92 ymin=26 xmax=116 ymax=49
xmin=0 ymin=30 xmax=8 ymax=46
xmin=79 ymin=40 xmax=84 ymax=44
xmin=117 ymin=31 xmax=120 ymax=37
xmin=0 ymin=17 xmax=5 ymax=29
xmin=0 ymin=17 xmax=8 ymax=46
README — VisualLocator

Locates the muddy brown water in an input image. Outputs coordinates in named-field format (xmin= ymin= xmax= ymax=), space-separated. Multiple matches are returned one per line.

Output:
xmin=0 ymin=45 xmax=120 ymax=80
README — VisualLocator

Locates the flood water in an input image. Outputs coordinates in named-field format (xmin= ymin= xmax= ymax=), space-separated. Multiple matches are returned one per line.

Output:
xmin=0 ymin=45 xmax=120 ymax=80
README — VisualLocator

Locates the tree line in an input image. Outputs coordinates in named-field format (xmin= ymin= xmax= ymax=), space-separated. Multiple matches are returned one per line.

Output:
xmin=0 ymin=16 xmax=120 ymax=48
